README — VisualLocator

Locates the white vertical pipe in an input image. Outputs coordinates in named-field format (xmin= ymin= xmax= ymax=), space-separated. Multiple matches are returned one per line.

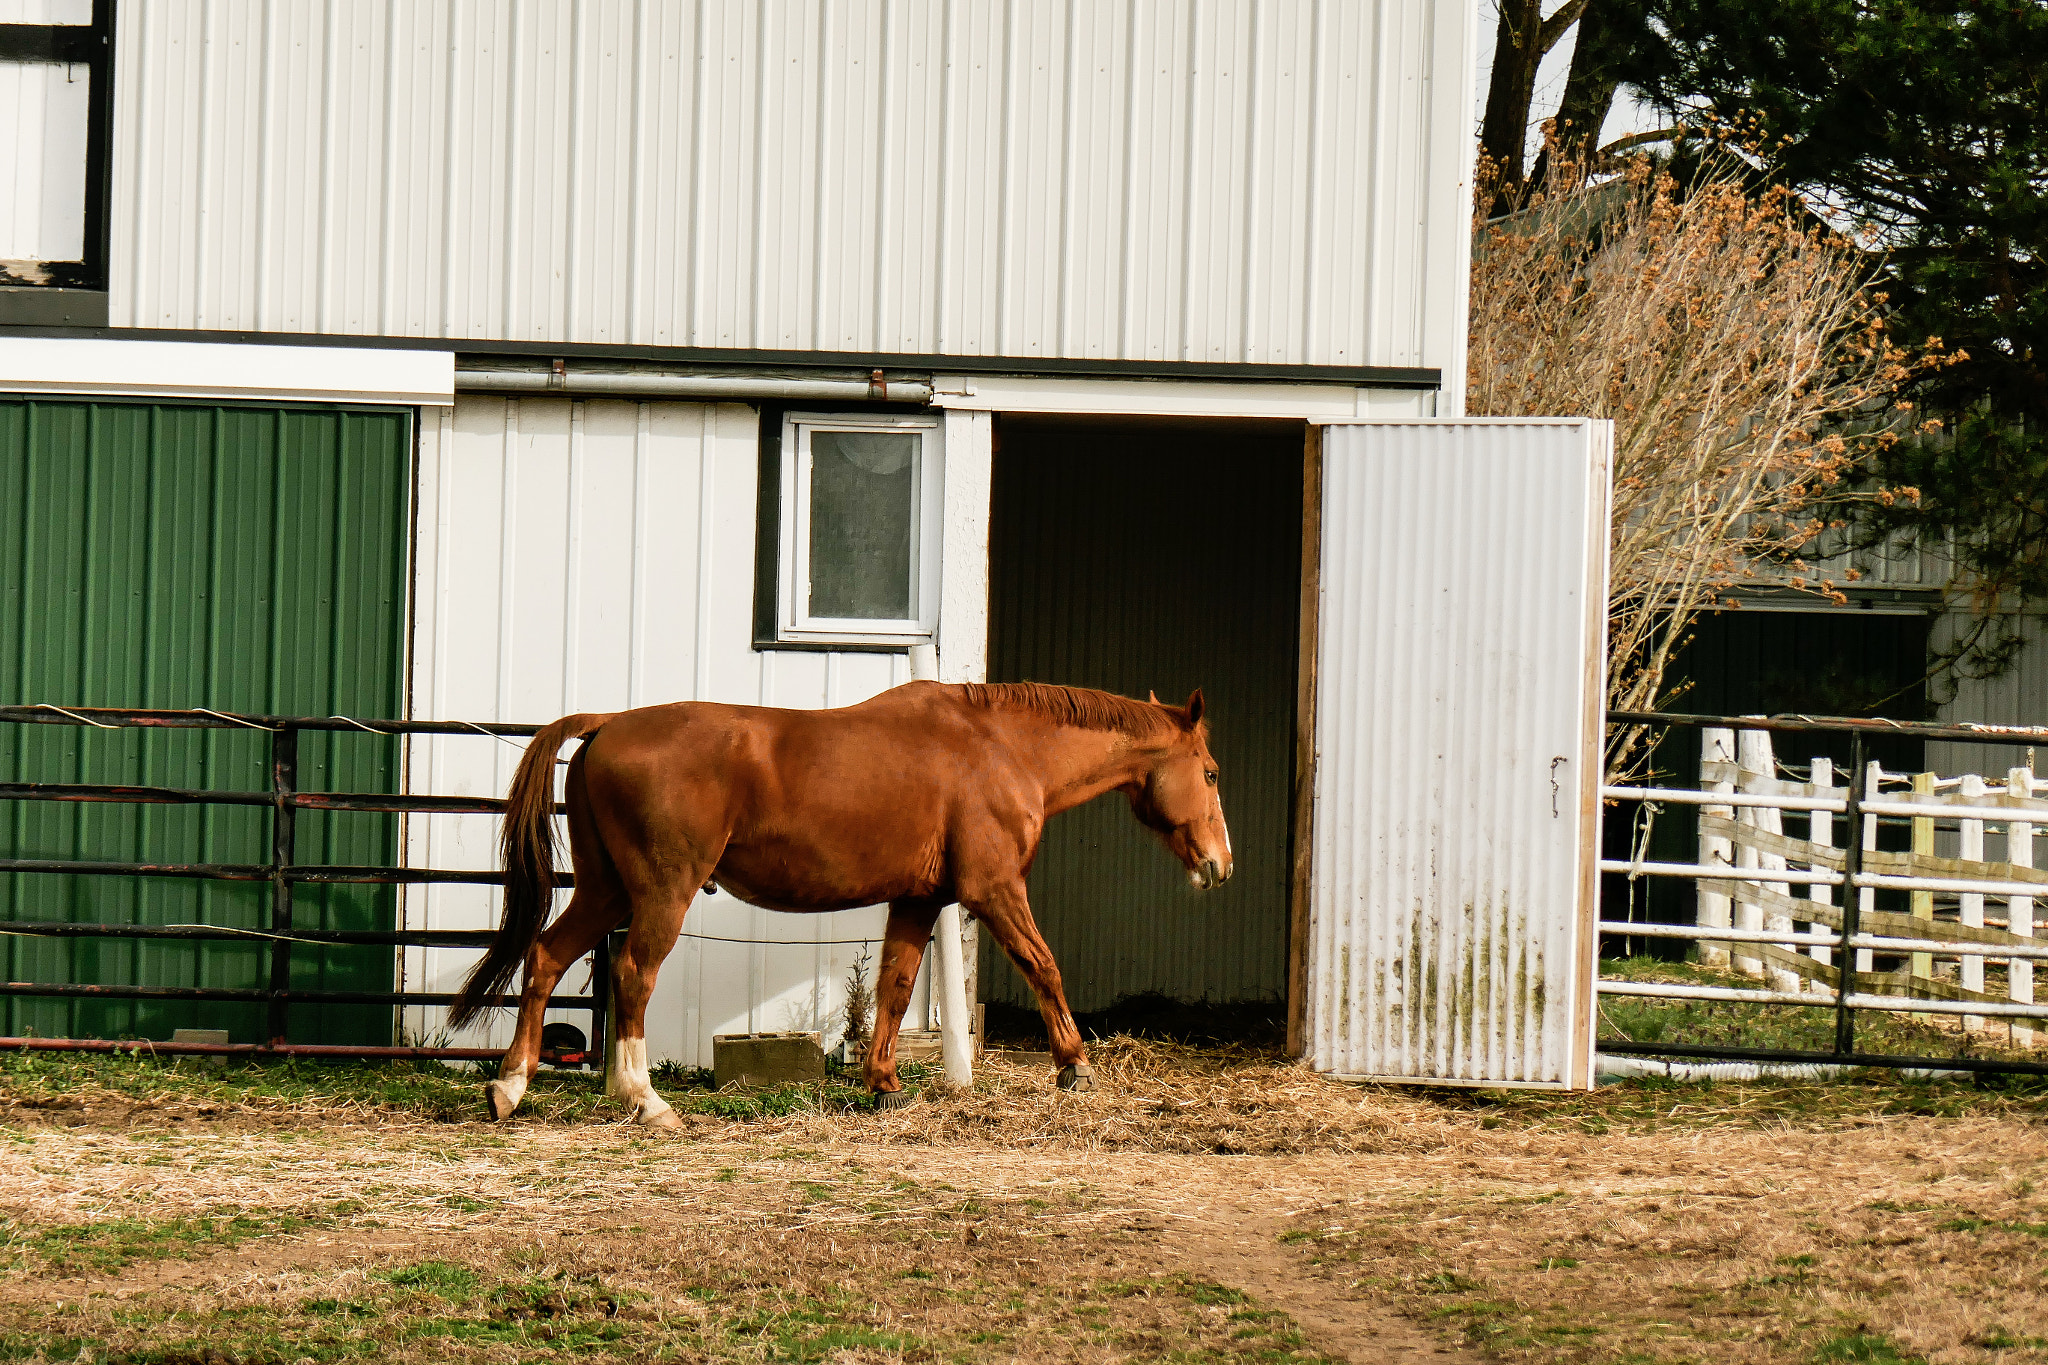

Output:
xmin=909 ymin=642 xmax=973 ymax=1086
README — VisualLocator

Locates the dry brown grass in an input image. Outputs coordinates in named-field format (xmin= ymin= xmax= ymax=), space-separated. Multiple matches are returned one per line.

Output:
xmin=3 ymin=1043 xmax=2046 ymax=1362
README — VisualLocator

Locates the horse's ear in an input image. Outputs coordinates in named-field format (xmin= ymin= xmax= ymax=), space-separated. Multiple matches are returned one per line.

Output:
xmin=1184 ymin=688 xmax=1204 ymax=726
xmin=1147 ymin=690 xmax=1160 ymax=705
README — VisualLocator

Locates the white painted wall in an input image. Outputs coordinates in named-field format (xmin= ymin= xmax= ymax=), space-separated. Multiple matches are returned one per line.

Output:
xmin=402 ymin=395 xmax=990 ymax=1065
xmin=109 ymin=0 xmax=1476 ymax=383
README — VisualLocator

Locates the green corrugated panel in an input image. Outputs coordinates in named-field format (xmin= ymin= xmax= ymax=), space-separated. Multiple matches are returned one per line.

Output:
xmin=0 ymin=398 xmax=410 ymax=1045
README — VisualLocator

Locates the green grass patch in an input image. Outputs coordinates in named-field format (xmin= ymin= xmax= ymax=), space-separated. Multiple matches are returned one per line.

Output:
xmin=1810 ymin=1331 xmax=1928 ymax=1364
xmin=378 ymin=1260 xmax=481 ymax=1300
xmin=0 ymin=1207 xmax=327 ymax=1275
xmin=0 ymin=1049 xmax=940 ymax=1127
xmin=1599 ymin=955 xmax=2048 ymax=1066
xmin=1936 ymin=1215 xmax=2048 ymax=1237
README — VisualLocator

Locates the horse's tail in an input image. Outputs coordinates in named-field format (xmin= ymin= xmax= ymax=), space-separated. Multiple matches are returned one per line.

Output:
xmin=447 ymin=712 xmax=617 ymax=1031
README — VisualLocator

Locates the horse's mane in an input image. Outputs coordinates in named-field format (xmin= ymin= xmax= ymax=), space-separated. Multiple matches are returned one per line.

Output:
xmin=957 ymin=681 xmax=1188 ymax=739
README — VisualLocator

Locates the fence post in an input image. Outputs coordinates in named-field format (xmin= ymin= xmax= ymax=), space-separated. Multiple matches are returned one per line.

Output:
xmin=2009 ymin=766 xmax=2036 ymax=1048
xmin=1960 ymin=773 xmax=1986 ymax=1030
xmin=1698 ymin=728 xmax=1735 ymax=969
xmin=268 ymin=726 xmax=299 ymax=1044
xmin=1740 ymin=729 xmax=1799 ymax=991
xmin=1833 ymin=732 xmax=1868 ymax=1058
xmin=1732 ymin=730 xmax=1768 ymax=979
xmin=1858 ymin=760 xmax=1880 ymax=976
xmin=1808 ymin=757 xmax=1835 ymax=985
xmin=1911 ymin=771 xmax=1935 ymax=984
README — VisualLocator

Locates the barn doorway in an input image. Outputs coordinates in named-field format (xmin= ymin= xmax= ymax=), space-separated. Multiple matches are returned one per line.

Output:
xmin=982 ymin=416 xmax=1305 ymax=1045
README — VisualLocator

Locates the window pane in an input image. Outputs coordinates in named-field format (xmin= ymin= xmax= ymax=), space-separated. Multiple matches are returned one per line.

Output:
xmin=806 ymin=430 xmax=917 ymax=621
xmin=0 ymin=3 xmax=94 ymax=22
xmin=0 ymin=61 xmax=90 ymax=267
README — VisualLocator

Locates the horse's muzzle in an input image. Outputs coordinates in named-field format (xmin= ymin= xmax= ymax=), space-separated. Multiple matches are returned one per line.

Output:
xmin=1189 ymin=857 xmax=1231 ymax=890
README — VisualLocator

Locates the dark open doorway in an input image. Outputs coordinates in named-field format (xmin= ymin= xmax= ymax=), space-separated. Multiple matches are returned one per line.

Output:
xmin=982 ymin=416 xmax=1305 ymax=1045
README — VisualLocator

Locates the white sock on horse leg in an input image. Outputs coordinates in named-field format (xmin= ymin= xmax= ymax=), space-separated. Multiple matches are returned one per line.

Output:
xmin=611 ymin=1036 xmax=674 ymax=1122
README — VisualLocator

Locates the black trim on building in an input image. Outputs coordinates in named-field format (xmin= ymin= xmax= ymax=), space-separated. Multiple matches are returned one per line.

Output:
xmin=0 ymin=324 xmax=1443 ymax=390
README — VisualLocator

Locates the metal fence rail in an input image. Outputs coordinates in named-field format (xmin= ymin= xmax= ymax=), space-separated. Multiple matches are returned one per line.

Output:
xmin=0 ymin=704 xmax=602 ymax=1061
xmin=1602 ymin=709 xmax=2048 ymax=1077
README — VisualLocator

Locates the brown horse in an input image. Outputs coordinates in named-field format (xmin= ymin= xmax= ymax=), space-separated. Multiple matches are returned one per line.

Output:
xmin=446 ymin=680 xmax=1233 ymax=1125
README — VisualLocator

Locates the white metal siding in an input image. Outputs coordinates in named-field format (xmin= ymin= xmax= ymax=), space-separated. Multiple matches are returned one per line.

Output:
xmin=110 ymin=0 xmax=1475 ymax=376
xmin=401 ymin=395 xmax=989 ymax=1065
xmin=1931 ymin=612 xmax=2048 ymax=777
xmin=1308 ymin=420 xmax=1611 ymax=1087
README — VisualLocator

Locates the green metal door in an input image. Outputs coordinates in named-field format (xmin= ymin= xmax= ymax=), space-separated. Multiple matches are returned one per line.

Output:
xmin=0 ymin=398 xmax=411 ymax=1045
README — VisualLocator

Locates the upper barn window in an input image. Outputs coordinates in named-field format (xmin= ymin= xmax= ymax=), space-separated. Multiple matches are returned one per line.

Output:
xmin=768 ymin=412 xmax=943 ymax=649
xmin=0 ymin=0 xmax=113 ymax=324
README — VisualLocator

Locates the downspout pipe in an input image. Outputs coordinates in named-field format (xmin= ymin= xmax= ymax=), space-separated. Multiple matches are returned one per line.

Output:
xmin=455 ymin=368 xmax=934 ymax=404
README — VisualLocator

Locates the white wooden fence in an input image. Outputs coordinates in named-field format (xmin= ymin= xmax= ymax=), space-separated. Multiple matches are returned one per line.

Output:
xmin=1601 ymin=725 xmax=2048 ymax=1045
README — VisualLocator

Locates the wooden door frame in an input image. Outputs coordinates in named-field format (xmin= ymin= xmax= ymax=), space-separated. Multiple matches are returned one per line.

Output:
xmin=1286 ymin=424 xmax=1322 ymax=1056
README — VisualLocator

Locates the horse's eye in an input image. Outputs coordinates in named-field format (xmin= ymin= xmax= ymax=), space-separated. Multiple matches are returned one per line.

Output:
xmin=1205 ymin=770 xmax=1218 ymax=786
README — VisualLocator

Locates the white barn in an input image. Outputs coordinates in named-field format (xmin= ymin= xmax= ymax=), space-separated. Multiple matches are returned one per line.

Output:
xmin=0 ymin=0 xmax=1611 ymax=1088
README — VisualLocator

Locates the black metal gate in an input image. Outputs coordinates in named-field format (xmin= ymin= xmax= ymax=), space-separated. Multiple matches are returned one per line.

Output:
xmin=0 ymin=705 xmax=601 ymax=1062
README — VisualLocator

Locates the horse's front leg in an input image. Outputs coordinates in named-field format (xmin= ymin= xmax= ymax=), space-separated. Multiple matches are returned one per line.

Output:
xmin=863 ymin=900 xmax=942 ymax=1106
xmin=961 ymin=880 xmax=1094 ymax=1092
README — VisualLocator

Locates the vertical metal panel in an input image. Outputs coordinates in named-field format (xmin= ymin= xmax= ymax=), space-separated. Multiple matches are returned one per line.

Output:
xmin=0 ymin=397 xmax=411 ymax=1045
xmin=404 ymin=396 xmax=921 ymax=1066
xmin=110 ymin=0 xmax=1475 ymax=374
xmin=982 ymin=422 xmax=1301 ymax=1013
xmin=1309 ymin=421 xmax=1609 ymax=1086
xmin=1931 ymin=613 xmax=2048 ymax=776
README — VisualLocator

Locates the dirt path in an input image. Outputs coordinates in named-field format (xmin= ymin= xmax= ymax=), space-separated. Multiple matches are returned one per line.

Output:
xmin=1155 ymin=1184 xmax=1462 ymax=1363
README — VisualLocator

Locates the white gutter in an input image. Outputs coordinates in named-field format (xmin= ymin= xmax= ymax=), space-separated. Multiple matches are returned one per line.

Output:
xmin=455 ymin=368 xmax=933 ymax=403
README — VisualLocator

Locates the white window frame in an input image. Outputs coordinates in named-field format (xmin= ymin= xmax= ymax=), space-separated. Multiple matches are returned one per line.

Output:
xmin=775 ymin=411 xmax=944 ymax=648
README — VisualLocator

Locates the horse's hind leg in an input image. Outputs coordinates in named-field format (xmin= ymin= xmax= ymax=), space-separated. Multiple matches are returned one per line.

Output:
xmin=486 ymin=761 xmax=627 ymax=1121
xmin=604 ymin=866 xmax=713 ymax=1128
xmin=486 ymin=876 xmax=626 ymax=1119
xmin=863 ymin=900 xmax=943 ymax=1103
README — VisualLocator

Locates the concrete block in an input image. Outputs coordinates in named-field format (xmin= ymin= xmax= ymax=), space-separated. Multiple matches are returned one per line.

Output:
xmin=171 ymin=1028 xmax=230 ymax=1068
xmin=713 ymin=1031 xmax=825 ymax=1090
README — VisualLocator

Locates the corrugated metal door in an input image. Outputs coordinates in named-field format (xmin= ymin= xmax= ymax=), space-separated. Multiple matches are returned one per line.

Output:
xmin=985 ymin=419 xmax=1302 ymax=1014
xmin=0 ymin=397 xmax=411 ymax=1045
xmin=1309 ymin=420 xmax=1611 ymax=1087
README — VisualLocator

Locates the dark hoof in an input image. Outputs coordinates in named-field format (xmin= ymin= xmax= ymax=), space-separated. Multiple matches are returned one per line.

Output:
xmin=872 ymin=1088 xmax=918 ymax=1111
xmin=1056 ymin=1063 xmax=1097 ymax=1093
xmin=485 ymin=1080 xmax=518 ymax=1122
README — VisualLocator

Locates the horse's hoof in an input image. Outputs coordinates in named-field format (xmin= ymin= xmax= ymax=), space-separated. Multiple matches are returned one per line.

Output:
xmin=638 ymin=1106 xmax=684 ymax=1131
xmin=1056 ymin=1063 xmax=1096 ymax=1093
xmin=485 ymin=1081 xmax=517 ymax=1122
xmin=873 ymin=1088 xmax=918 ymax=1110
